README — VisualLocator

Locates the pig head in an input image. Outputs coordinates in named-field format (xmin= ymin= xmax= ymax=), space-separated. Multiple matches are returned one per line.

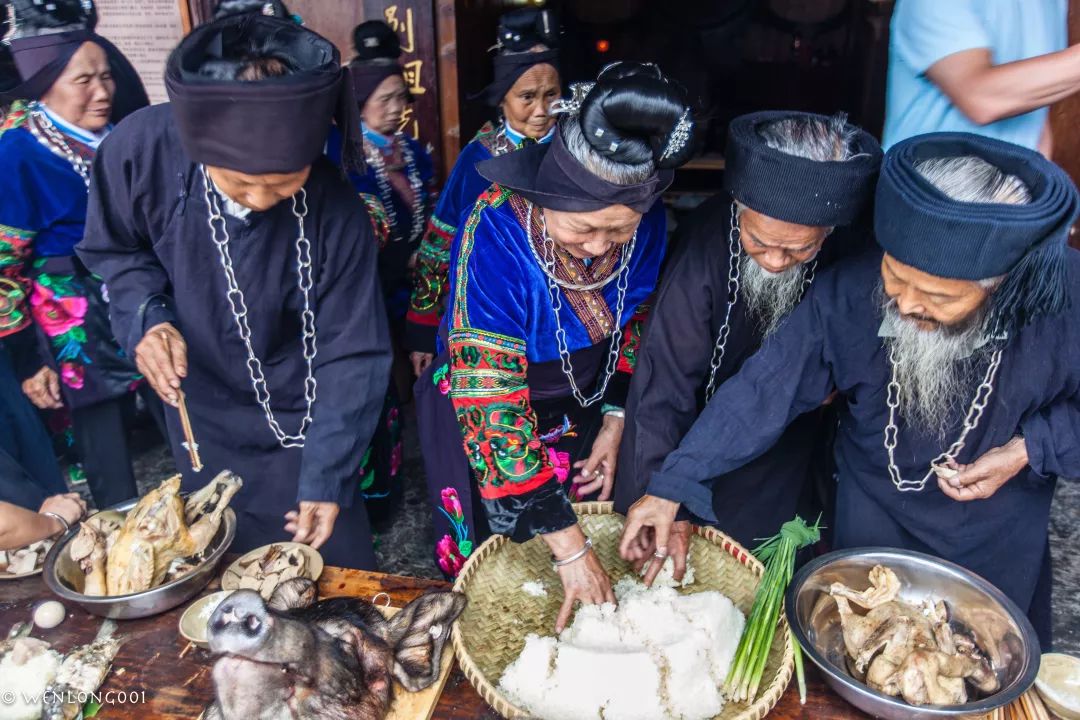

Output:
xmin=203 ymin=579 xmax=467 ymax=720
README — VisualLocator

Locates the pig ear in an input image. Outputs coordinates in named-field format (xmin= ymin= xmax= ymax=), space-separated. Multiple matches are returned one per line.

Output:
xmin=268 ymin=578 xmax=318 ymax=611
xmin=383 ymin=592 xmax=467 ymax=692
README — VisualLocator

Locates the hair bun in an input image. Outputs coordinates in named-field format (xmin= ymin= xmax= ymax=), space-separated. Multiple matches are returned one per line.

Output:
xmin=213 ymin=0 xmax=294 ymax=21
xmin=578 ymin=62 xmax=696 ymax=169
xmin=496 ymin=8 xmax=559 ymax=52
xmin=352 ymin=20 xmax=402 ymax=62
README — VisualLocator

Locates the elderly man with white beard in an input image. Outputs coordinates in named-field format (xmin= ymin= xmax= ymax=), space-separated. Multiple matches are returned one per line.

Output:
xmin=614 ymin=111 xmax=882 ymax=562
xmin=620 ymin=132 xmax=1080 ymax=645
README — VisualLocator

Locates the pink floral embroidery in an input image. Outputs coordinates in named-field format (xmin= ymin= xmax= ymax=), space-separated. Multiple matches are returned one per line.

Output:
xmin=436 ymin=534 xmax=466 ymax=577
xmin=547 ymin=447 xmax=571 ymax=485
xmin=60 ymin=362 xmax=84 ymax=390
xmin=30 ymin=283 xmax=87 ymax=337
xmin=441 ymin=487 xmax=464 ymax=519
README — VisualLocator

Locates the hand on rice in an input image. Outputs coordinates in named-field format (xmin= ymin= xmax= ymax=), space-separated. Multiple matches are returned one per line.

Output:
xmin=542 ymin=524 xmax=616 ymax=633
xmin=620 ymin=495 xmax=687 ymax=586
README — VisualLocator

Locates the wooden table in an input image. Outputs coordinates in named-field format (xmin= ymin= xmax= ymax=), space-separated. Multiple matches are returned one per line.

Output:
xmin=0 ymin=567 xmax=868 ymax=719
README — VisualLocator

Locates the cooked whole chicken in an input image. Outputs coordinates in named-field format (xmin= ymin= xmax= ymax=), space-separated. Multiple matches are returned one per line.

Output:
xmin=70 ymin=472 xmax=242 ymax=597
xmin=830 ymin=565 xmax=1000 ymax=707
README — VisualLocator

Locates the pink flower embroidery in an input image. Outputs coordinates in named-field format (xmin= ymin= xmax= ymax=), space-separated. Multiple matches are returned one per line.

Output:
xmin=441 ymin=487 xmax=463 ymax=521
xmin=60 ymin=362 xmax=84 ymax=389
xmin=547 ymin=447 xmax=571 ymax=485
xmin=30 ymin=284 xmax=87 ymax=337
xmin=436 ymin=534 xmax=466 ymax=577
xmin=438 ymin=377 xmax=450 ymax=395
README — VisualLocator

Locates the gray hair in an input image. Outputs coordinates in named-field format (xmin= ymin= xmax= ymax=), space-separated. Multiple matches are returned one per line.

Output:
xmin=561 ymin=117 xmax=656 ymax=186
xmin=915 ymin=155 xmax=1032 ymax=205
xmin=756 ymin=112 xmax=860 ymax=162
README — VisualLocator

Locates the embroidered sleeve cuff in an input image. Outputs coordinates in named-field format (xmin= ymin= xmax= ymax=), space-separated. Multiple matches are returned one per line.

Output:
xmin=647 ymin=471 xmax=717 ymax=525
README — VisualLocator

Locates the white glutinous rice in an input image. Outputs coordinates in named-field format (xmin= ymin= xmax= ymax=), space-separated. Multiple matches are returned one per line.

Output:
xmin=0 ymin=638 xmax=62 ymax=720
xmin=499 ymin=576 xmax=745 ymax=720
xmin=521 ymin=580 xmax=548 ymax=597
xmin=644 ymin=556 xmax=696 ymax=588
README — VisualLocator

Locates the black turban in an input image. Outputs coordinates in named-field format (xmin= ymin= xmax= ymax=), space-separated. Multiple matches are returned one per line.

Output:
xmin=723 ymin=110 xmax=882 ymax=228
xmin=876 ymin=132 xmax=1080 ymax=335
xmin=165 ymin=12 xmax=364 ymax=175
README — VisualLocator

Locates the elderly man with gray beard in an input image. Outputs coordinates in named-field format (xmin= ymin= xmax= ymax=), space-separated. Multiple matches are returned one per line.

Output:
xmin=614 ymin=111 xmax=882 ymax=563
xmin=621 ymin=132 xmax=1080 ymax=645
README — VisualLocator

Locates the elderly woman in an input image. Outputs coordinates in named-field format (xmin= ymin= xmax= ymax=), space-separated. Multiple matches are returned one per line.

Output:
xmin=406 ymin=8 xmax=561 ymax=368
xmin=326 ymin=20 xmax=438 ymax=516
xmin=430 ymin=62 xmax=696 ymax=631
xmin=0 ymin=0 xmax=148 ymax=509
xmin=339 ymin=21 xmax=435 ymax=317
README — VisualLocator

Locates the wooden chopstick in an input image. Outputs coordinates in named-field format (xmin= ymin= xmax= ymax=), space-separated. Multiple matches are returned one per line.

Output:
xmin=177 ymin=389 xmax=203 ymax=472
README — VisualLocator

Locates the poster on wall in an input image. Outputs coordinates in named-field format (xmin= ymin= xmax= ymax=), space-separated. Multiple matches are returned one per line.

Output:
xmin=94 ymin=0 xmax=190 ymax=104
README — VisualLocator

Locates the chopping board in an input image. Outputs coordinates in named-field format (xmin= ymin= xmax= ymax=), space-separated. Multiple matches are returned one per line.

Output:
xmin=380 ymin=606 xmax=455 ymax=720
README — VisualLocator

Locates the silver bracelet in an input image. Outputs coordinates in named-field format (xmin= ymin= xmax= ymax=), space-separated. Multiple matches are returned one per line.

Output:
xmin=42 ymin=511 xmax=70 ymax=535
xmin=552 ymin=537 xmax=592 ymax=571
xmin=603 ymin=408 xmax=625 ymax=419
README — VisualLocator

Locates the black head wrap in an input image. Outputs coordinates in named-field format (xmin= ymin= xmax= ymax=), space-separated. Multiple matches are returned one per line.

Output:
xmin=473 ymin=49 xmax=559 ymax=107
xmin=348 ymin=20 xmax=408 ymax=108
xmin=165 ymin=13 xmax=364 ymax=175
xmin=472 ymin=8 xmax=560 ymax=107
xmin=477 ymin=62 xmax=696 ymax=213
xmin=723 ymin=110 xmax=882 ymax=227
xmin=1 ymin=0 xmax=148 ymax=121
xmin=875 ymin=132 xmax=1080 ymax=336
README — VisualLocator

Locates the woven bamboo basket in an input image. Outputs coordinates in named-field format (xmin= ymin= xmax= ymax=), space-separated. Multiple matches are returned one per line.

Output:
xmin=451 ymin=501 xmax=794 ymax=720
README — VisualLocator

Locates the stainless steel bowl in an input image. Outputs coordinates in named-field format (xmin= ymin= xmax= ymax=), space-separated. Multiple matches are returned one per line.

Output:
xmin=43 ymin=498 xmax=236 ymax=620
xmin=786 ymin=548 xmax=1039 ymax=720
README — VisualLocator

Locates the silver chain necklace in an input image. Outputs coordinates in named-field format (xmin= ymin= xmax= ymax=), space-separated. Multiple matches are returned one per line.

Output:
xmin=365 ymin=134 xmax=425 ymax=243
xmin=28 ymin=103 xmax=91 ymax=188
xmin=529 ymin=202 xmax=633 ymax=407
xmin=705 ymin=202 xmax=817 ymax=400
xmin=491 ymin=126 xmax=512 ymax=157
xmin=529 ymin=210 xmax=637 ymax=292
xmin=201 ymin=166 xmax=318 ymax=448
xmin=884 ymin=346 xmax=1003 ymax=492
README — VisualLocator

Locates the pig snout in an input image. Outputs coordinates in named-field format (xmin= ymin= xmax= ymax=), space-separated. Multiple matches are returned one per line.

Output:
xmin=209 ymin=590 xmax=274 ymax=655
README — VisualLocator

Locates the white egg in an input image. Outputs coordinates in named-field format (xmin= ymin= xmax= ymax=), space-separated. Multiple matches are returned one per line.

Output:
xmin=33 ymin=600 xmax=66 ymax=629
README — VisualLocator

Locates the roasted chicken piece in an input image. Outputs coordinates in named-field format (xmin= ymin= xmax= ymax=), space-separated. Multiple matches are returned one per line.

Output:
xmin=829 ymin=565 xmax=1001 ymax=707
xmin=897 ymin=650 xmax=969 ymax=705
xmin=69 ymin=522 xmax=108 ymax=597
xmin=66 ymin=471 xmax=241 ymax=597
xmin=830 ymin=565 xmax=901 ymax=609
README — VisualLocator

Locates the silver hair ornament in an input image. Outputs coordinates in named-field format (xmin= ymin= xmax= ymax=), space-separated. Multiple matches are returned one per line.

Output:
xmin=659 ymin=107 xmax=692 ymax=162
xmin=549 ymin=82 xmax=595 ymax=117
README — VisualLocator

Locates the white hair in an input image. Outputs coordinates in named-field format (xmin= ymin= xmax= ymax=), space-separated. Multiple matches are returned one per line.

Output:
xmin=916 ymin=155 xmax=1032 ymax=205
xmin=756 ymin=112 xmax=860 ymax=162
xmin=560 ymin=116 xmax=656 ymax=186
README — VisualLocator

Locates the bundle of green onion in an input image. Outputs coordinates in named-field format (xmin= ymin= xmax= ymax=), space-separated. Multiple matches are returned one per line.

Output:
xmin=724 ymin=516 xmax=822 ymax=704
